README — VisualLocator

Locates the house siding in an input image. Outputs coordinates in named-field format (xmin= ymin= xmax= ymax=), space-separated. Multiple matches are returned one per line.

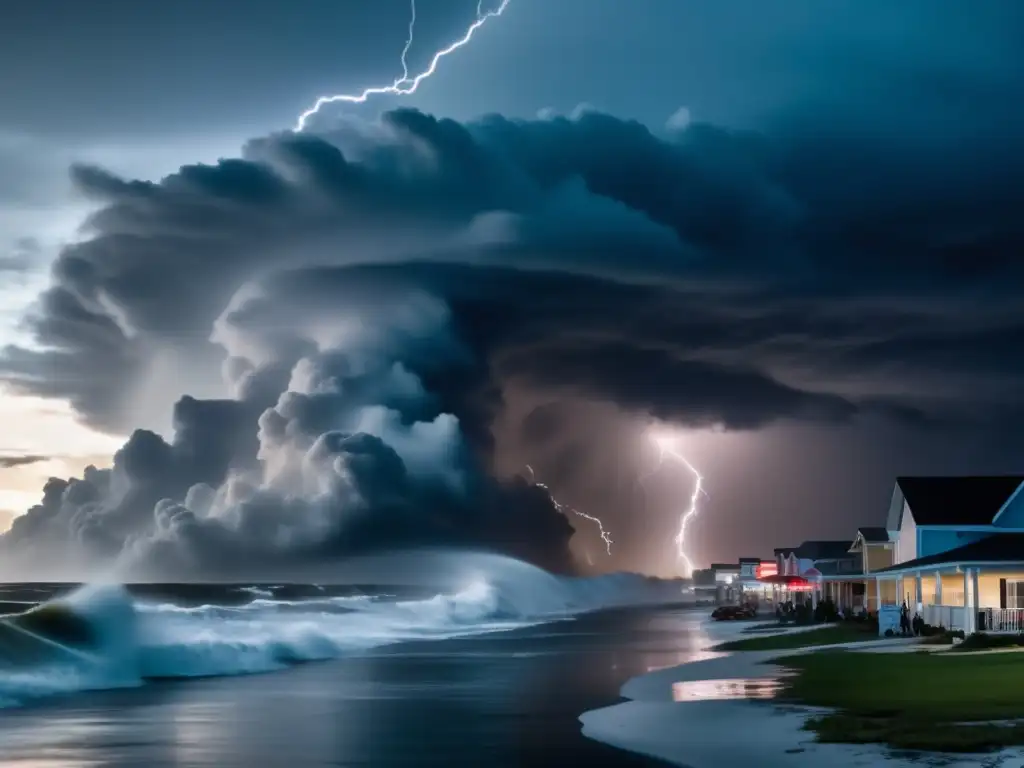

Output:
xmin=895 ymin=502 xmax=917 ymax=564
xmin=886 ymin=483 xmax=905 ymax=533
xmin=865 ymin=545 xmax=893 ymax=573
xmin=918 ymin=529 xmax=991 ymax=558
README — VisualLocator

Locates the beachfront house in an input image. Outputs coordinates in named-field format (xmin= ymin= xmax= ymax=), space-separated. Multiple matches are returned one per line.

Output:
xmin=764 ymin=541 xmax=859 ymax=607
xmin=846 ymin=526 xmax=896 ymax=612
xmin=710 ymin=563 xmax=741 ymax=604
xmin=800 ymin=540 xmax=863 ymax=611
xmin=870 ymin=475 xmax=1024 ymax=634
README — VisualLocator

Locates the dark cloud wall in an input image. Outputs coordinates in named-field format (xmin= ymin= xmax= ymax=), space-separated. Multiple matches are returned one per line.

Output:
xmin=2 ymin=89 xmax=1024 ymax=576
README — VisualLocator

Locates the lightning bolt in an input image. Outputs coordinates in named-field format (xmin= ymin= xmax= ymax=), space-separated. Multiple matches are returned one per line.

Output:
xmin=397 ymin=0 xmax=417 ymax=86
xmin=526 ymin=464 xmax=613 ymax=556
xmin=645 ymin=433 xmax=708 ymax=577
xmin=295 ymin=0 xmax=512 ymax=132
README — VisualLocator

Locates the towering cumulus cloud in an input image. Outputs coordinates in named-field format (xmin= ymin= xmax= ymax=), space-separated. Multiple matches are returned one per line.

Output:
xmin=2 ymin=100 xmax=1024 ymax=578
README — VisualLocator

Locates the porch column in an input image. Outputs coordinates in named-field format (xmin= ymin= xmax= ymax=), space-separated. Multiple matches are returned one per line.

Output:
xmin=915 ymin=572 xmax=923 ymax=614
xmin=972 ymin=568 xmax=981 ymax=625
xmin=935 ymin=571 xmax=942 ymax=605
xmin=964 ymin=568 xmax=976 ymax=634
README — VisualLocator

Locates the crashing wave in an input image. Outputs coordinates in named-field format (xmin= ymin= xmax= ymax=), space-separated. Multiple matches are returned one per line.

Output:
xmin=0 ymin=554 xmax=690 ymax=707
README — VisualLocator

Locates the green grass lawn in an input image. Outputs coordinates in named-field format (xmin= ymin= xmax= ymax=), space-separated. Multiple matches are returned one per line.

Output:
xmin=713 ymin=623 xmax=876 ymax=651
xmin=777 ymin=650 xmax=1024 ymax=752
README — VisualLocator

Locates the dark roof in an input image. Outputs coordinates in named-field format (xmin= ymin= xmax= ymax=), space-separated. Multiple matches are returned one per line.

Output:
xmin=857 ymin=527 xmax=890 ymax=543
xmin=897 ymin=476 xmax=1024 ymax=526
xmin=794 ymin=540 xmax=855 ymax=560
xmin=773 ymin=547 xmax=797 ymax=556
xmin=875 ymin=533 xmax=1024 ymax=573
xmin=709 ymin=563 xmax=739 ymax=571
xmin=738 ymin=557 xmax=761 ymax=564
xmin=815 ymin=561 xmax=862 ymax=576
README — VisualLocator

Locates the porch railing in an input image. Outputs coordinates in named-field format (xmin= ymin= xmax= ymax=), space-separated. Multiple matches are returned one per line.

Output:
xmin=982 ymin=608 xmax=1024 ymax=633
xmin=922 ymin=605 xmax=965 ymax=631
xmin=921 ymin=606 xmax=1024 ymax=633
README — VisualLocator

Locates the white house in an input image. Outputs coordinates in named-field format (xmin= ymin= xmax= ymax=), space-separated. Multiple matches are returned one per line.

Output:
xmin=871 ymin=475 xmax=1024 ymax=634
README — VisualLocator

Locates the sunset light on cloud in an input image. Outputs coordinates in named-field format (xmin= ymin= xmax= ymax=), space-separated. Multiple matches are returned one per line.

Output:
xmin=0 ymin=389 xmax=122 ymax=529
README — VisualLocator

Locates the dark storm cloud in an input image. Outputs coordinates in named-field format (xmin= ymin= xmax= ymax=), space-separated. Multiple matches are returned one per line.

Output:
xmin=0 ymin=454 xmax=49 ymax=469
xmin=3 ymin=81 xmax=1024 ymax=574
xmin=11 ymin=104 xmax=1024 ymax=433
xmin=0 ymin=322 xmax=574 ymax=580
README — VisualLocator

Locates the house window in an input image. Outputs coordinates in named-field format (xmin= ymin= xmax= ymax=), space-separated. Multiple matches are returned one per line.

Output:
xmin=1007 ymin=581 xmax=1024 ymax=609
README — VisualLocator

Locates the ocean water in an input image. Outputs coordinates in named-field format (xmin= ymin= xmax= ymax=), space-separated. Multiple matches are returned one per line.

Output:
xmin=0 ymin=558 xmax=706 ymax=766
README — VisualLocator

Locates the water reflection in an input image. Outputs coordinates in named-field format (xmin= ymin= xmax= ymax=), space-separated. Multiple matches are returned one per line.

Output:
xmin=671 ymin=677 xmax=786 ymax=702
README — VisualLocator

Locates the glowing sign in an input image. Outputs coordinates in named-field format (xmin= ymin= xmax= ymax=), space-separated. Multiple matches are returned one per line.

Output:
xmin=755 ymin=562 xmax=778 ymax=579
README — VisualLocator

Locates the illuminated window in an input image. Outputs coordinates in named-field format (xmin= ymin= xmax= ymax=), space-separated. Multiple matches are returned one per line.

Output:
xmin=1007 ymin=581 xmax=1024 ymax=609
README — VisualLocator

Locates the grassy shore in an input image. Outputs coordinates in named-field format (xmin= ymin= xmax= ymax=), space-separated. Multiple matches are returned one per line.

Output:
xmin=777 ymin=650 xmax=1024 ymax=752
xmin=713 ymin=623 xmax=876 ymax=651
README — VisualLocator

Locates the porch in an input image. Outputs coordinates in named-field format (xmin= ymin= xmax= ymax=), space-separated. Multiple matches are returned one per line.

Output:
xmin=820 ymin=576 xmax=867 ymax=613
xmin=871 ymin=533 xmax=1024 ymax=634
xmin=875 ymin=567 xmax=1024 ymax=634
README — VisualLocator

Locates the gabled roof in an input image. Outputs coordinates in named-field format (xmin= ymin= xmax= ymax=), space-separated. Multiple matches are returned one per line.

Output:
xmin=874 ymin=533 xmax=1024 ymax=573
xmin=897 ymin=476 xmax=1024 ymax=526
xmin=794 ymin=540 xmax=855 ymax=560
xmin=849 ymin=527 xmax=890 ymax=552
xmin=857 ymin=527 xmax=890 ymax=543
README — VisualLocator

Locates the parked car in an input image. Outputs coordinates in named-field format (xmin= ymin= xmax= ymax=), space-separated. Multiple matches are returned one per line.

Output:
xmin=711 ymin=604 xmax=756 ymax=620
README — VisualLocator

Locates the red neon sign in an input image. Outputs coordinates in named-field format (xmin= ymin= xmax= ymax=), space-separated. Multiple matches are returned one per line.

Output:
xmin=755 ymin=562 xmax=778 ymax=579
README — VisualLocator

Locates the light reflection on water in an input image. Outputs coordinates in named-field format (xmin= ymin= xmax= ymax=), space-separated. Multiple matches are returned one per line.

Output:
xmin=671 ymin=677 xmax=786 ymax=702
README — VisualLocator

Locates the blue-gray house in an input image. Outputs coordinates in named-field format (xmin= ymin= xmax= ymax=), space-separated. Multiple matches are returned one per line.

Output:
xmin=872 ymin=475 xmax=1024 ymax=634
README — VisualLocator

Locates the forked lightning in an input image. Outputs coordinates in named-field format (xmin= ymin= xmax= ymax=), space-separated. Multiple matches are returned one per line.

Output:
xmin=295 ymin=0 xmax=511 ymax=131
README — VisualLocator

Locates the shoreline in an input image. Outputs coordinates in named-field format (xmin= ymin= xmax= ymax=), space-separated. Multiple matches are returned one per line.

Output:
xmin=579 ymin=618 xmax=1024 ymax=767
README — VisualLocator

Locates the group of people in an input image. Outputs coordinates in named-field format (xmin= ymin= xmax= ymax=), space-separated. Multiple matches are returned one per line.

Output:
xmin=899 ymin=601 xmax=925 ymax=636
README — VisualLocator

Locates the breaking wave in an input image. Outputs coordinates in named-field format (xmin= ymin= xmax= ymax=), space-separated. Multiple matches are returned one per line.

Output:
xmin=0 ymin=555 xmax=688 ymax=708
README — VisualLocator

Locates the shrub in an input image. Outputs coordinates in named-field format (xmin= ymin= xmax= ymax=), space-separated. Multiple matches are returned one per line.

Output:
xmin=814 ymin=597 xmax=839 ymax=624
xmin=956 ymin=632 xmax=1024 ymax=651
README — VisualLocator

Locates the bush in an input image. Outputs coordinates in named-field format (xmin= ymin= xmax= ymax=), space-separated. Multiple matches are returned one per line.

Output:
xmin=814 ymin=597 xmax=839 ymax=624
xmin=956 ymin=632 xmax=1024 ymax=651
xmin=795 ymin=601 xmax=814 ymax=625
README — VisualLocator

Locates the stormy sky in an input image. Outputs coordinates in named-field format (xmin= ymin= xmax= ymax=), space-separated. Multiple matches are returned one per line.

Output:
xmin=1 ymin=0 xmax=1023 ymax=579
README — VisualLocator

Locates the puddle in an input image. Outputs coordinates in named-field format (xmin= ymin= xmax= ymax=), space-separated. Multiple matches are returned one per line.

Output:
xmin=671 ymin=677 xmax=787 ymax=702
